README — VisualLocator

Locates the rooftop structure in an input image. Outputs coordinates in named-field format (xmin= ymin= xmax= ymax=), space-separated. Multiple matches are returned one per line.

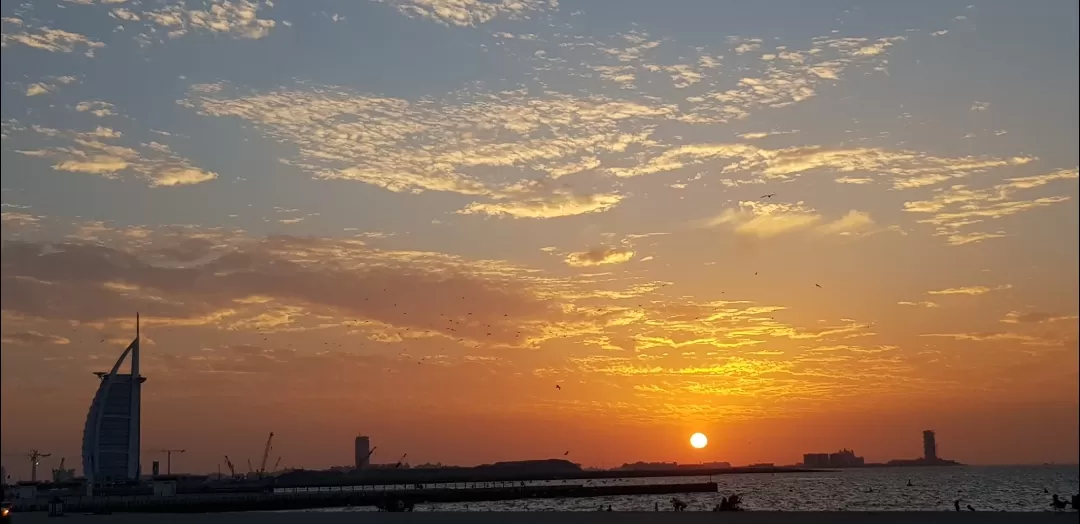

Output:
xmin=82 ymin=314 xmax=145 ymax=483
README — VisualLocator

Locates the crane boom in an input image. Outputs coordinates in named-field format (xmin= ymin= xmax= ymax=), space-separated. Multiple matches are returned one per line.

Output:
xmin=223 ymin=455 xmax=236 ymax=478
xmin=258 ymin=432 xmax=274 ymax=477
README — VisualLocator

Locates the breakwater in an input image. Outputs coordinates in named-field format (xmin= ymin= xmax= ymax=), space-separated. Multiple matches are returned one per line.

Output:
xmin=11 ymin=481 xmax=718 ymax=513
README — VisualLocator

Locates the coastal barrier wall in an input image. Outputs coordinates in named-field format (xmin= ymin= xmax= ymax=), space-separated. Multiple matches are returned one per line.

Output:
xmin=10 ymin=481 xmax=719 ymax=513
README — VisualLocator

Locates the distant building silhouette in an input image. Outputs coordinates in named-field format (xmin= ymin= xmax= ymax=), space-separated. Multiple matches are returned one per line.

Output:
xmin=803 ymin=449 xmax=864 ymax=468
xmin=82 ymin=314 xmax=144 ymax=484
xmin=803 ymin=453 xmax=827 ymax=468
xmin=885 ymin=430 xmax=960 ymax=466
xmin=923 ymin=430 xmax=938 ymax=462
xmin=354 ymin=435 xmax=371 ymax=469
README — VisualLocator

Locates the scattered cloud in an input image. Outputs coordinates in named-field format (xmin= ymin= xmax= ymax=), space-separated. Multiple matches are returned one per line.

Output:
xmin=15 ymin=124 xmax=217 ymax=187
xmin=904 ymin=167 xmax=1077 ymax=243
xmin=374 ymin=0 xmax=558 ymax=27
xmin=1 ymin=19 xmax=105 ymax=54
xmin=143 ymin=0 xmax=277 ymax=40
xmin=76 ymin=101 xmax=117 ymax=117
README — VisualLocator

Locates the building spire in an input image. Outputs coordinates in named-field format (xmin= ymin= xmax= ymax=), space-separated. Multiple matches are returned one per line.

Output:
xmin=132 ymin=312 xmax=140 ymax=378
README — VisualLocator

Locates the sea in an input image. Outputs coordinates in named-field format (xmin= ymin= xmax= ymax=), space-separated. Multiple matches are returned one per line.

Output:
xmin=309 ymin=466 xmax=1079 ymax=512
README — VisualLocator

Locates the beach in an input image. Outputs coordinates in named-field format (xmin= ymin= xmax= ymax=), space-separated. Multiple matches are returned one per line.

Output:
xmin=9 ymin=511 xmax=1079 ymax=524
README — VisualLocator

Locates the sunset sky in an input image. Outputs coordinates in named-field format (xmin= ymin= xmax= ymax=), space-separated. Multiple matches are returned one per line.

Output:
xmin=1 ymin=0 xmax=1078 ymax=480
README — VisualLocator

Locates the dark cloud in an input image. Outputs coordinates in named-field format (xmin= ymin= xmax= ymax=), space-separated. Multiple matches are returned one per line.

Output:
xmin=1 ymin=234 xmax=557 ymax=345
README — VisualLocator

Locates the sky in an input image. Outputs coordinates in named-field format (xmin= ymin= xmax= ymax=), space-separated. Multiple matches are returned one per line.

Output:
xmin=1 ymin=0 xmax=1078 ymax=479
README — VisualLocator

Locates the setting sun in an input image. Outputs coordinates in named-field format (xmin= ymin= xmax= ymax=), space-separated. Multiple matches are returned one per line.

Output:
xmin=690 ymin=432 xmax=708 ymax=449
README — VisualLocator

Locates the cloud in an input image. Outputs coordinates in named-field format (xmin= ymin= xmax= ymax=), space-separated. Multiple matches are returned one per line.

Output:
xmin=458 ymin=189 xmax=624 ymax=219
xmin=920 ymin=332 xmax=1060 ymax=346
xmin=76 ymin=101 xmax=117 ymax=117
xmin=1 ymin=330 xmax=71 ymax=346
xmin=564 ymin=247 xmax=635 ymax=267
xmin=1 ymin=19 xmax=105 ymax=54
xmin=0 ymin=228 xmax=561 ymax=347
xmin=898 ymin=301 xmax=939 ymax=308
xmin=143 ymin=0 xmax=276 ymax=40
xmin=25 ymin=83 xmax=52 ymax=96
xmin=607 ymin=141 xmax=1032 ymax=189
xmin=926 ymin=284 xmax=1012 ymax=296
xmin=187 ymin=84 xmax=669 ymax=216
xmin=903 ymin=167 xmax=1077 ymax=243
xmin=1 ymin=212 xmax=43 ymax=228
xmin=815 ymin=210 xmax=875 ymax=236
xmin=705 ymin=201 xmax=875 ymax=238
xmin=1000 ymin=311 xmax=1078 ymax=324
xmin=16 ymin=125 xmax=218 ymax=187
xmin=737 ymin=130 xmax=799 ymax=140
xmin=374 ymin=0 xmax=558 ymax=27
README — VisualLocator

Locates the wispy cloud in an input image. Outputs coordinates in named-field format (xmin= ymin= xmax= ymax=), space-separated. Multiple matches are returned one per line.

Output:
xmin=927 ymin=284 xmax=1012 ymax=296
xmin=705 ymin=201 xmax=876 ymax=238
xmin=904 ymin=167 xmax=1077 ymax=244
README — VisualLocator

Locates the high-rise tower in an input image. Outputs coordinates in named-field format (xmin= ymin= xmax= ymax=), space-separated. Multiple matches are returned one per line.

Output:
xmin=82 ymin=314 xmax=145 ymax=483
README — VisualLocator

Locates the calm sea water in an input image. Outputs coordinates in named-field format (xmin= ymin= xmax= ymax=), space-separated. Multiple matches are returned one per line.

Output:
xmin=311 ymin=466 xmax=1079 ymax=512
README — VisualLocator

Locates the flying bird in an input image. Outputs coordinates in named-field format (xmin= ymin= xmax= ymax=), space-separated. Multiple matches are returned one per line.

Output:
xmin=760 ymin=193 xmax=776 ymax=199
xmin=555 ymin=385 xmax=561 ymax=390
xmin=815 ymin=283 xmax=822 ymax=288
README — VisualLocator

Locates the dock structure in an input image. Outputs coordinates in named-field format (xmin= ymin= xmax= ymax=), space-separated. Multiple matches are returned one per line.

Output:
xmin=10 ymin=481 xmax=718 ymax=514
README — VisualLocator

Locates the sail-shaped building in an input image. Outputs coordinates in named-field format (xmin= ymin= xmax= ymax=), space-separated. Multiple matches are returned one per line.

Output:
xmin=82 ymin=314 xmax=145 ymax=483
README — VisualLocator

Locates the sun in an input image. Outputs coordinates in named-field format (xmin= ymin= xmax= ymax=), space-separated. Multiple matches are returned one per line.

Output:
xmin=690 ymin=432 xmax=708 ymax=449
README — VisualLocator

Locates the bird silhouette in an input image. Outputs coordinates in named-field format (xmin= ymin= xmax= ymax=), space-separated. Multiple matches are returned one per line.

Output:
xmin=815 ymin=283 xmax=822 ymax=288
xmin=555 ymin=385 xmax=561 ymax=390
xmin=760 ymin=193 xmax=776 ymax=199
xmin=967 ymin=505 xmax=975 ymax=512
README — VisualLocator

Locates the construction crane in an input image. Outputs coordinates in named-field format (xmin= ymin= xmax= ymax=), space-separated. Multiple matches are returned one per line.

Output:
xmin=258 ymin=432 xmax=274 ymax=478
xmin=394 ymin=453 xmax=407 ymax=469
xmin=9 ymin=449 xmax=51 ymax=481
xmin=52 ymin=457 xmax=74 ymax=482
xmin=152 ymin=449 xmax=186 ymax=475
xmin=246 ymin=458 xmax=254 ymax=475
xmin=223 ymin=455 xmax=237 ymax=478
xmin=272 ymin=456 xmax=282 ymax=472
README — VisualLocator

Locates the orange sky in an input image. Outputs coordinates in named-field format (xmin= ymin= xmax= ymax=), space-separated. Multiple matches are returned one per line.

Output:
xmin=2 ymin=0 xmax=1079 ymax=480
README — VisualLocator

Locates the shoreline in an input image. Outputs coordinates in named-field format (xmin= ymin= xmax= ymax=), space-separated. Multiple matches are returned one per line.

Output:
xmin=10 ymin=511 xmax=1076 ymax=524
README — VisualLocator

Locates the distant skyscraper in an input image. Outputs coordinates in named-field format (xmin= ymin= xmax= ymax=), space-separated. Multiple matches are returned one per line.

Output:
xmin=923 ymin=430 xmax=938 ymax=462
xmin=354 ymin=435 xmax=371 ymax=469
xmin=82 ymin=314 xmax=144 ymax=483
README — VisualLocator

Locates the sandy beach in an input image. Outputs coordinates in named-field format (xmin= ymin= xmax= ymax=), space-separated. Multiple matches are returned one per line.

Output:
xmin=9 ymin=512 xmax=1078 ymax=524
